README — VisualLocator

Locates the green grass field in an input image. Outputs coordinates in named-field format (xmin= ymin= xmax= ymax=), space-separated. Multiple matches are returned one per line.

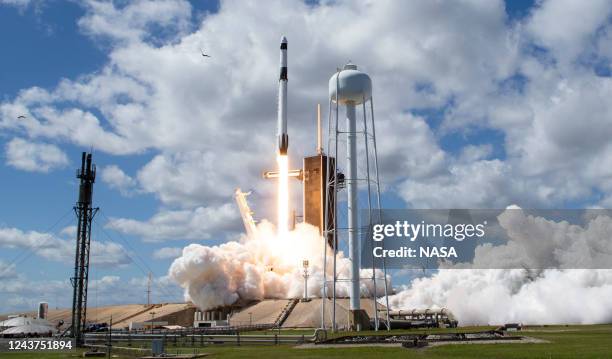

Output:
xmin=3 ymin=324 xmax=611 ymax=358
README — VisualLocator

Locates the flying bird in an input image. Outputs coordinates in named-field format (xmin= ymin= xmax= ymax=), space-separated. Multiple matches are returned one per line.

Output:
xmin=201 ymin=49 xmax=211 ymax=58
xmin=17 ymin=115 xmax=26 ymax=119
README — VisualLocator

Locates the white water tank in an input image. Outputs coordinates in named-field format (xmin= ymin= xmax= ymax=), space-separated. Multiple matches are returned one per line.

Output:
xmin=329 ymin=63 xmax=372 ymax=105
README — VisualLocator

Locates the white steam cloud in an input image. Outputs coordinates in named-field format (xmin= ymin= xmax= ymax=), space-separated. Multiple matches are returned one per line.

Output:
xmin=388 ymin=269 xmax=612 ymax=325
xmin=169 ymin=221 xmax=388 ymax=310
xmin=388 ymin=207 xmax=612 ymax=325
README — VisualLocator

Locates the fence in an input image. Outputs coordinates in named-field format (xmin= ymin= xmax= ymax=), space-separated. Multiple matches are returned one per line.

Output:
xmin=84 ymin=329 xmax=322 ymax=347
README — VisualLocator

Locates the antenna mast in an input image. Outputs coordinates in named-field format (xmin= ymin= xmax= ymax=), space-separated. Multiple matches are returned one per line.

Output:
xmin=147 ymin=272 xmax=152 ymax=306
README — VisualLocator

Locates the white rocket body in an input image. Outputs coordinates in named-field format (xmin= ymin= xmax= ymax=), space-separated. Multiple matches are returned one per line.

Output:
xmin=277 ymin=36 xmax=288 ymax=155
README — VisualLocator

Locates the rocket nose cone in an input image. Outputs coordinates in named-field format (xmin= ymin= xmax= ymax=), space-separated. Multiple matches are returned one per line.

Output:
xmin=280 ymin=36 xmax=288 ymax=44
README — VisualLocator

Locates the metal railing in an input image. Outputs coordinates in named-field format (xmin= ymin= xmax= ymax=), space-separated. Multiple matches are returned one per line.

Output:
xmin=84 ymin=328 xmax=322 ymax=347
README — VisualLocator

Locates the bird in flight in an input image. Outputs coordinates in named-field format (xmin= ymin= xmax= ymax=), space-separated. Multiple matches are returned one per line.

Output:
xmin=201 ymin=49 xmax=211 ymax=58
xmin=17 ymin=115 xmax=26 ymax=119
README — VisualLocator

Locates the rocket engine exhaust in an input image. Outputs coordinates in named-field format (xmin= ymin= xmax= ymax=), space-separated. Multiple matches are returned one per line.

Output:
xmin=277 ymin=154 xmax=289 ymax=235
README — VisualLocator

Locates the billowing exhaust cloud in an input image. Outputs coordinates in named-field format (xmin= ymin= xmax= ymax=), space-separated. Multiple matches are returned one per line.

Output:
xmin=388 ymin=268 xmax=612 ymax=325
xmin=388 ymin=208 xmax=612 ymax=325
xmin=169 ymin=221 xmax=388 ymax=310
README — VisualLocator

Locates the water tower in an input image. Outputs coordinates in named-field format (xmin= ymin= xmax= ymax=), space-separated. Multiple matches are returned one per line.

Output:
xmin=322 ymin=63 xmax=390 ymax=331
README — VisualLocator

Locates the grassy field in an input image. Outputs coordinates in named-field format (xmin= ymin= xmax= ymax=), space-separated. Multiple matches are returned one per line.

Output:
xmin=2 ymin=324 xmax=611 ymax=358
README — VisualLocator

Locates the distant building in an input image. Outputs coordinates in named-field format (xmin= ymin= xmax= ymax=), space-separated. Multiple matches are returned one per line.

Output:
xmin=0 ymin=315 xmax=57 ymax=337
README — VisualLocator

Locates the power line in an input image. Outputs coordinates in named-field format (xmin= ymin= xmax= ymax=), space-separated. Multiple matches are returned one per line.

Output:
xmin=0 ymin=207 xmax=75 ymax=278
xmin=92 ymin=214 xmax=181 ymax=302
xmin=0 ymin=204 xmax=183 ymax=304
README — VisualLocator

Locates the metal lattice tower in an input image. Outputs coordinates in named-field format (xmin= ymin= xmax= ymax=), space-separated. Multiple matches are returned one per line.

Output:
xmin=321 ymin=63 xmax=391 ymax=332
xmin=70 ymin=152 xmax=98 ymax=346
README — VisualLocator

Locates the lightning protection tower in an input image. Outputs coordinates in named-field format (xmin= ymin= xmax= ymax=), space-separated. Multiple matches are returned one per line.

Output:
xmin=70 ymin=152 xmax=98 ymax=346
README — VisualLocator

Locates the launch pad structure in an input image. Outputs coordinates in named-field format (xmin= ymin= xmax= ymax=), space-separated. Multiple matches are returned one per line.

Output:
xmin=302 ymin=104 xmax=338 ymax=249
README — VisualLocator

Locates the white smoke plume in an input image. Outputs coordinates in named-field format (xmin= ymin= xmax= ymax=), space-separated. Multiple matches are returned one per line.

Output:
xmin=169 ymin=220 xmax=388 ymax=310
xmin=388 ymin=207 xmax=612 ymax=325
xmin=470 ymin=206 xmax=612 ymax=269
xmin=388 ymin=269 xmax=612 ymax=325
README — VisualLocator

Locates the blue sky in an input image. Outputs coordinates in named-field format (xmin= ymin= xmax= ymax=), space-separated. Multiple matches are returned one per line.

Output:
xmin=0 ymin=0 xmax=224 ymax=308
xmin=0 ymin=0 xmax=611 ymax=313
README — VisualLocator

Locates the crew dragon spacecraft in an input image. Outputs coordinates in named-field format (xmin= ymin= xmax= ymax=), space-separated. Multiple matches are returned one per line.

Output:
xmin=277 ymin=36 xmax=289 ymax=155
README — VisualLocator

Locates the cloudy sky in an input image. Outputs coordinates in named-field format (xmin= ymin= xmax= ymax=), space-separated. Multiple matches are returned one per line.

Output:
xmin=0 ymin=0 xmax=611 ymax=312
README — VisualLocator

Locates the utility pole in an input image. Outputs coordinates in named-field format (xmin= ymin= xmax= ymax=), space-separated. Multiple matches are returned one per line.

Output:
xmin=70 ymin=152 xmax=98 ymax=347
xmin=147 ymin=272 xmax=152 ymax=306
xmin=150 ymin=311 xmax=156 ymax=334
xmin=107 ymin=315 xmax=112 ymax=359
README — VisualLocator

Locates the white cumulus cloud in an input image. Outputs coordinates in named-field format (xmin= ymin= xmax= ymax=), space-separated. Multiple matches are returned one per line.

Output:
xmin=0 ymin=226 xmax=131 ymax=267
xmin=152 ymin=247 xmax=182 ymax=260
xmin=106 ymin=203 xmax=241 ymax=242
xmin=5 ymin=137 xmax=68 ymax=172
xmin=101 ymin=164 xmax=138 ymax=196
